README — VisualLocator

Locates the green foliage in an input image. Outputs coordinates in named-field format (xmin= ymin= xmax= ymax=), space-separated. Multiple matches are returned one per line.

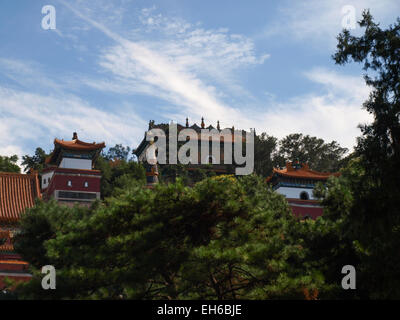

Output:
xmin=13 ymin=200 xmax=84 ymax=269
xmin=275 ymin=134 xmax=348 ymax=172
xmin=94 ymin=156 xmax=146 ymax=199
xmin=14 ymin=176 xmax=321 ymax=300
xmin=21 ymin=147 xmax=47 ymax=173
xmin=0 ymin=155 xmax=20 ymax=173
xmin=104 ymin=144 xmax=132 ymax=161
xmin=158 ymin=164 xmax=217 ymax=185
xmin=254 ymin=133 xmax=278 ymax=177
xmin=314 ymin=11 xmax=400 ymax=299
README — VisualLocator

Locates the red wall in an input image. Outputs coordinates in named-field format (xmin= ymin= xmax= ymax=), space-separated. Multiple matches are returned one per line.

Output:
xmin=48 ymin=175 xmax=100 ymax=195
xmin=290 ymin=205 xmax=323 ymax=219
xmin=0 ymin=261 xmax=29 ymax=272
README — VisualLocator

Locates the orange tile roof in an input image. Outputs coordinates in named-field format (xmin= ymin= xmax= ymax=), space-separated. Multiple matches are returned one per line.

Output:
xmin=46 ymin=135 xmax=106 ymax=165
xmin=54 ymin=138 xmax=105 ymax=151
xmin=0 ymin=172 xmax=41 ymax=223
xmin=267 ymin=162 xmax=340 ymax=181
xmin=0 ymin=244 xmax=14 ymax=252
xmin=0 ymin=260 xmax=29 ymax=265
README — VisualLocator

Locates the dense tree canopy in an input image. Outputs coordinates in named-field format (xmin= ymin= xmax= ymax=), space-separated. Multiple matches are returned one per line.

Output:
xmin=0 ymin=155 xmax=20 ymax=173
xmin=253 ymin=133 xmax=278 ymax=177
xmin=313 ymin=10 xmax=400 ymax=299
xmin=103 ymin=144 xmax=133 ymax=162
xmin=13 ymin=176 xmax=326 ymax=300
xmin=21 ymin=148 xmax=47 ymax=173
xmin=95 ymin=153 xmax=146 ymax=199
xmin=10 ymin=11 xmax=400 ymax=300
xmin=274 ymin=134 xmax=348 ymax=172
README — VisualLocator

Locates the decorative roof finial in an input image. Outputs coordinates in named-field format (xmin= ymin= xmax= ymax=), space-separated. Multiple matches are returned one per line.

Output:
xmin=149 ymin=120 xmax=155 ymax=129
xmin=72 ymin=132 xmax=78 ymax=140
xmin=201 ymin=117 xmax=205 ymax=129
xmin=293 ymin=158 xmax=301 ymax=170
xmin=186 ymin=117 xmax=189 ymax=127
xmin=217 ymin=120 xmax=220 ymax=130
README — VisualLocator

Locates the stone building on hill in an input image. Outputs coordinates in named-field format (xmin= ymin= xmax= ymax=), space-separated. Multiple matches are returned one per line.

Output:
xmin=134 ymin=118 xmax=251 ymax=186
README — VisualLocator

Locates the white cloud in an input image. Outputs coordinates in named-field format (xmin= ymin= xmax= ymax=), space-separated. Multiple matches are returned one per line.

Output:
xmin=0 ymin=85 xmax=147 ymax=160
xmin=0 ymin=58 xmax=62 ymax=92
xmin=54 ymin=2 xmax=374 ymax=151
xmin=254 ymin=68 xmax=372 ymax=150
xmin=0 ymin=2 xmax=375 ymax=161
xmin=60 ymin=1 xmax=268 ymax=119
xmin=304 ymin=67 xmax=370 ymax=102
xmin=262 ymin=0 xmax=400 ymax=46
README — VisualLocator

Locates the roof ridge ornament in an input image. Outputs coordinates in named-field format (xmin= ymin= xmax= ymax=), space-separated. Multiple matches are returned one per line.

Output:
xmin=72 ymin=132 xmax=78 ymax=140
xmin=201 ymin=117 xmax=205 ymax=129
xmin=293 ymin=159 xmax=302 ymax=170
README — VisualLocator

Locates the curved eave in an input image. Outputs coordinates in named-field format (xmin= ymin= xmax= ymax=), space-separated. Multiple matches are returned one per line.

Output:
xmin=54 ymin=138 xmax=106 ymax=151
xmin=270 ymin=169 xmax=340 ymax=181
xmin=46 ymin=139 xmax=106 ymax=165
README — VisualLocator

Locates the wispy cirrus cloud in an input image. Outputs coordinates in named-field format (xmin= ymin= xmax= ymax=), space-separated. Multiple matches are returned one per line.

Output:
xmin=0 ymin=1 xmax=375 ymax=161
xmin=0 ymin=58 xmax=62 ymax=92
xmin=256 ymin=68 xmax=372 ymax=149
xmin=0 ymin=83 xmax=147 ymax=161
xmin=261 ymin=0 xmax=400 ymax=46
xmin=60 ymin=1 xmax=269 ymax=121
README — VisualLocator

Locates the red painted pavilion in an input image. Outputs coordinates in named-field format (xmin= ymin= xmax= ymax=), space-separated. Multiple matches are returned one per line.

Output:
xmin=42 ymin=132 xmax=105 ymax=205
xmin=266 ymin=161 xmax=340 ymax=219
xmin=0 ymin=133 xmax=105 ymax=288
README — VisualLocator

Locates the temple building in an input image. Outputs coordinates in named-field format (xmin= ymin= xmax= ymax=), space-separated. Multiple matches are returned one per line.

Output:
xmin=0 ymin=133 xmax=105 ymax=288
xmin=41 ymin=132 xmax=105 ymax=205
xmin=267 ymin=161 xmax=340 ymax=219
xmin=0 ymin=172 xmax=41 ymax=287
xmin=134 ymin=118 xmax=249 ymax=185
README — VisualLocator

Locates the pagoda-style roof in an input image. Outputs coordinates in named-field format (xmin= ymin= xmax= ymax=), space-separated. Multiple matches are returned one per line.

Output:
xmin=266 ymin=162 xmax=340 ymax=182
xmin=46 ymin=132 xmax=105 ymax=165
xmin=53 ymin=138 xmax=105 ymax=151
xmin=0 ymin=172 xmax=41 ymax=224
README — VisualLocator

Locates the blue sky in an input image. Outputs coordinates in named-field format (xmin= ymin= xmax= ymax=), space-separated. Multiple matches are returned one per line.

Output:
xmin=1 ymin=0 xmax=399 ymax=161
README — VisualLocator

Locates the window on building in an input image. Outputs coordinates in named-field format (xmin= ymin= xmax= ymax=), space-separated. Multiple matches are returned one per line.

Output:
xmin=67 ymin=180 xmax=72 ymax=187
xmin=84 ymin=181 xmax=89 ymax=188
xmin=58 ymin=191 xmax=97 ymax=200
xmin=300 ymin=191 xmax=309 ymax=200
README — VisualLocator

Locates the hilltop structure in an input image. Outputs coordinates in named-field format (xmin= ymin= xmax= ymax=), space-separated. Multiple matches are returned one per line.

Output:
xmin=41 ymin=132 xmax=105 ymax=205
xmin=267 ymin=161 xmax=340 ymax=219
xmin=134 ymin=118 xmax=250 ymax=186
